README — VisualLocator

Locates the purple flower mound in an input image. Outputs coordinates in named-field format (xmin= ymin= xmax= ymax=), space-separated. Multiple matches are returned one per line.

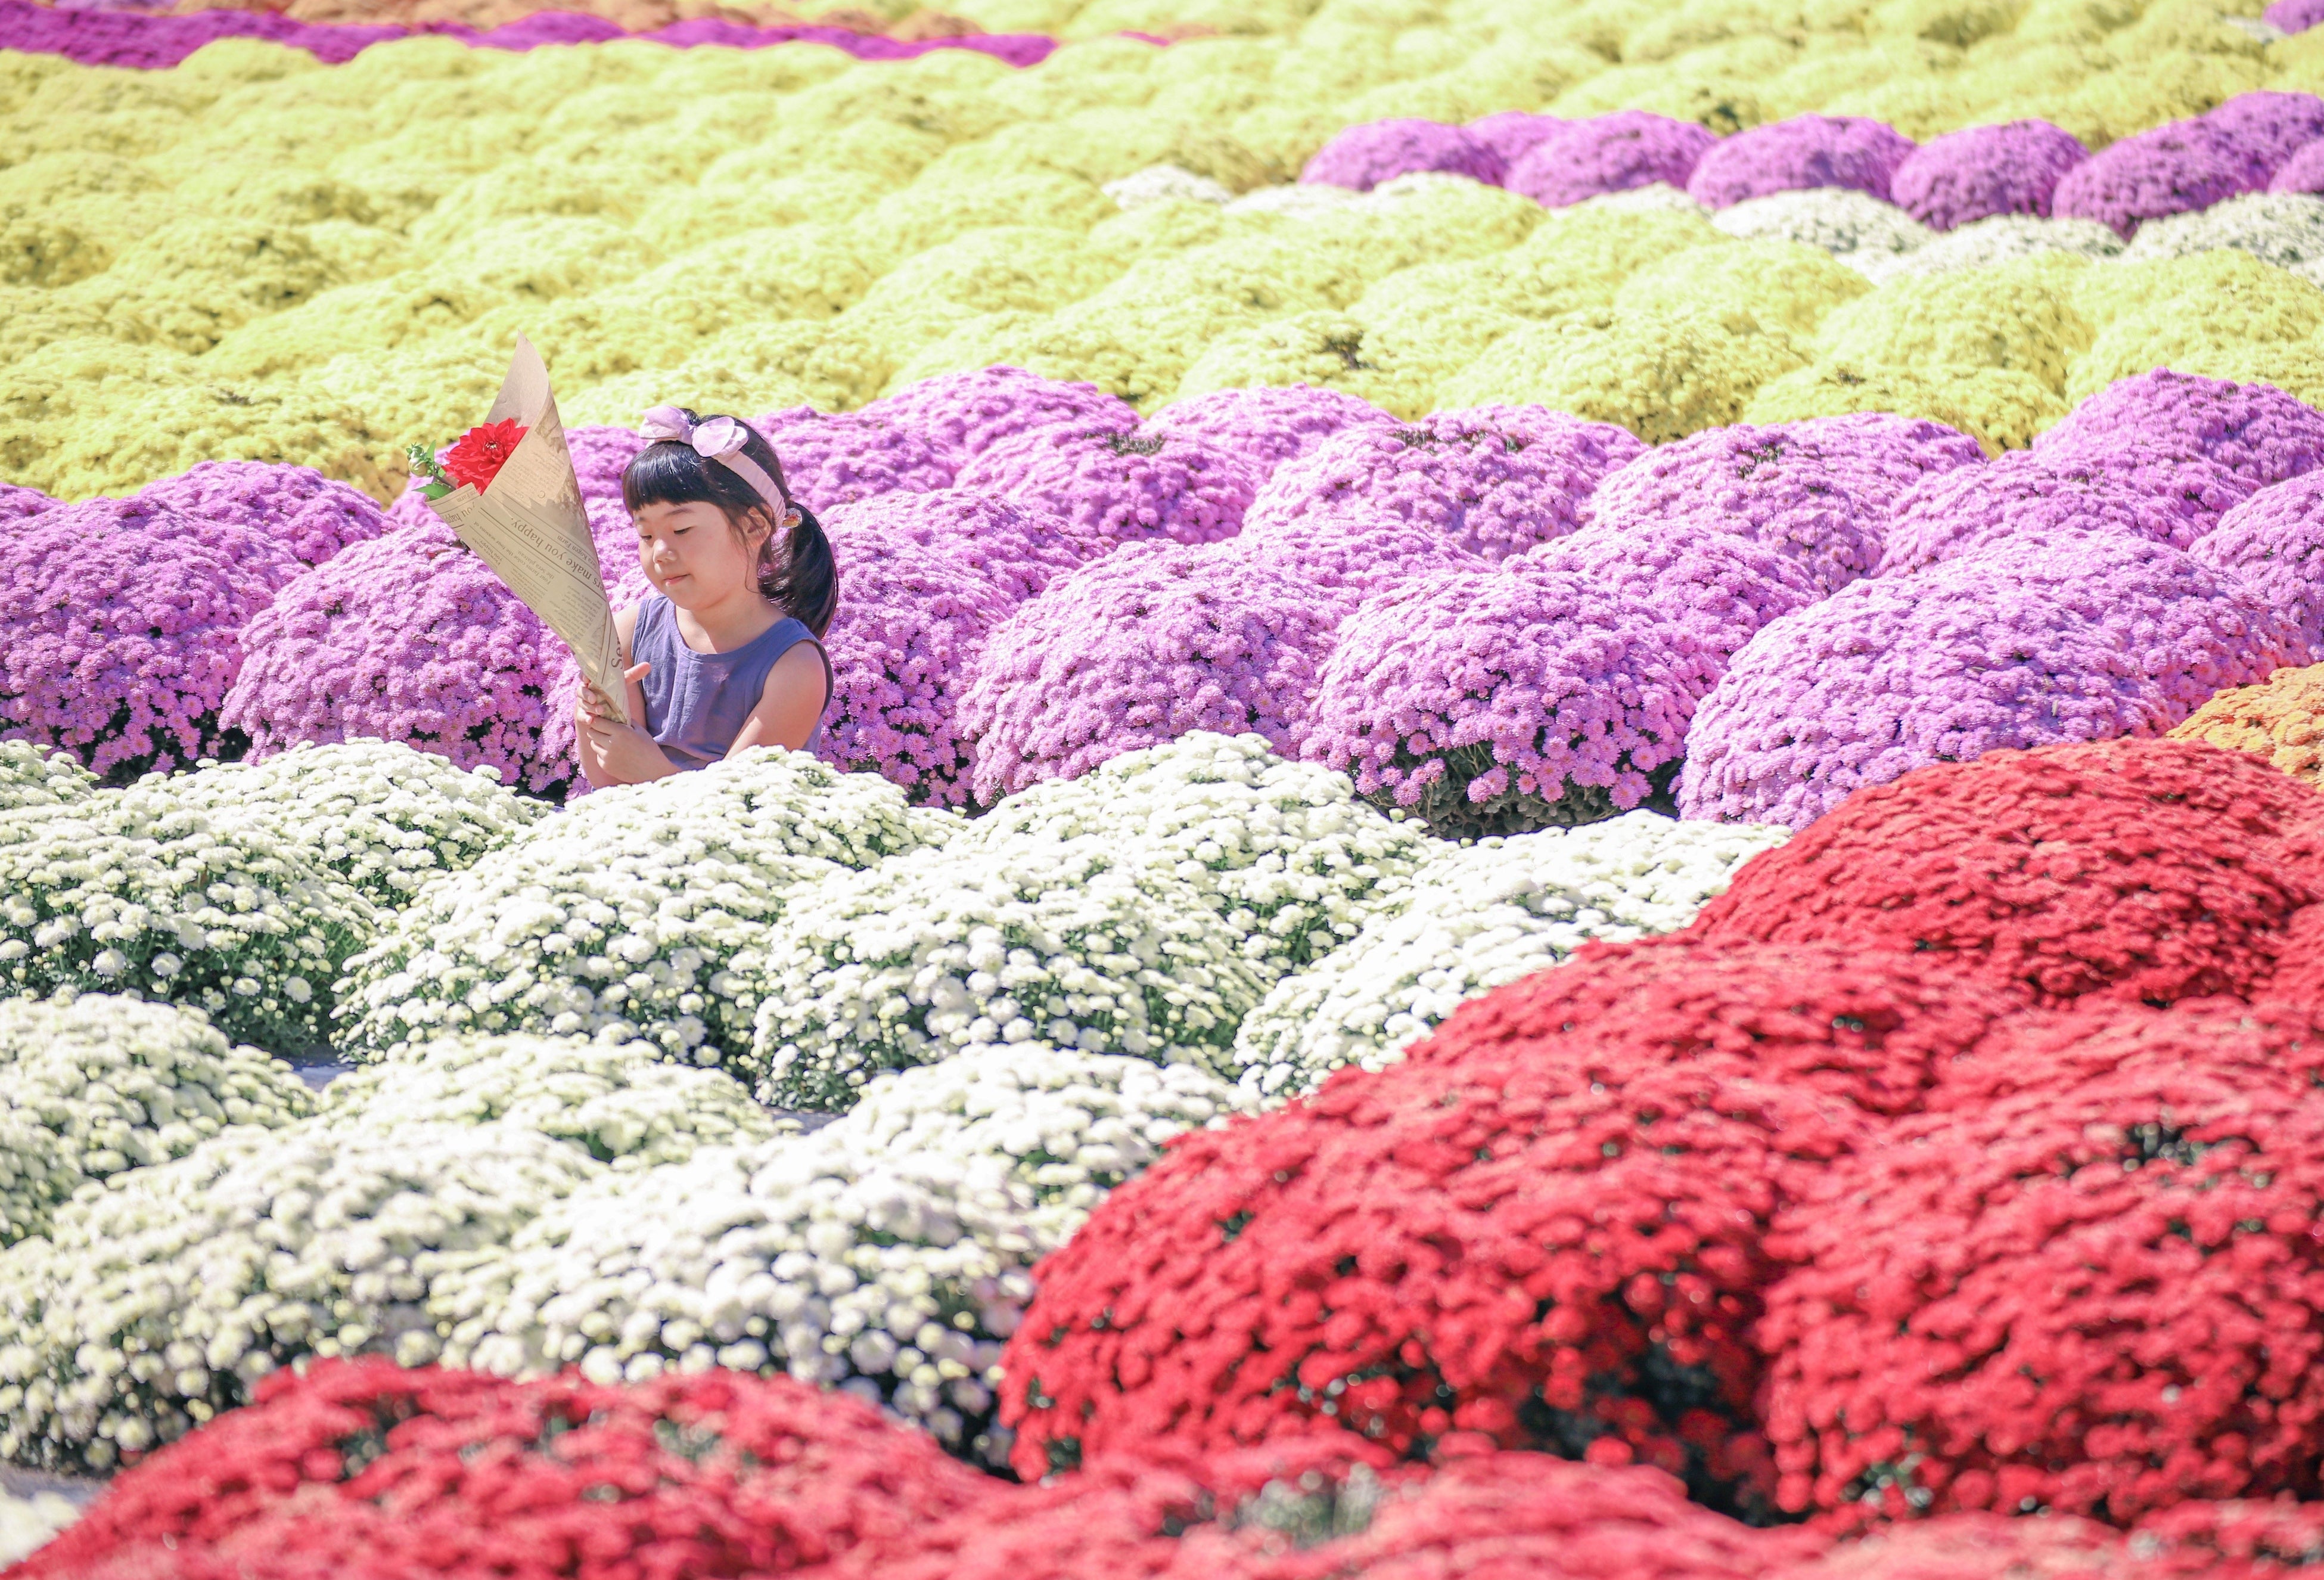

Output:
xmin=1467 ymin=111 xmax=1564 ymax=169
xmin=1298 ymin=119 xmax=1507 ymax=192
xmin=862 ymin=368 xmax=1139 ymax=468
xmin=2050 ymin=118 xmax=2267 ymax=236
xmin=1683 ymin=115 xmax=1917 ymax=209
xmin=1531 ymin=522 xmax=1823 ymax=667
xmin=1581 ymin=415 xmax=1985 ymax=597
xmin=1677 ymin=532 xmax=2309 ymax=828
xmin=2201 ymin=91 xmax=2324 ymax=179
xmin=221 ymin=522 xmax=566 ymax=794
xmin=1147 ymin=384 xmax=1399 ymax=471
xmin=2267 ymin=0 xmax=2324 ymax=32
xmin=131 ymin=460 xmax=390 ymax=568
xmin=2191 ymin=470 xmax=2324 ymax=653
xmin=1230 ymin=508 xmax=1481 ymax=622
xmin=819 ymin=535 xmax=1015 ymax=807
xmin=956 ymin=542 xmax=1331 ymax=802
xmin=952 ymin=425 xmax=1260 ymax=555
xmin=2033 ymin=368 xmax=2324 ymax=486
xmin=1887 ymin=120 xmax=2089 ymax=229
xmin=1503 ymin=111 xmax=1716 ymax=209
xmin=0 ymin=499 xmax=305 ymax=780
xmin=756 ymin=406 xmax=958 ymax=510
xmin=564 ymin=425 xmax=649 ymax=513
xmin=0 ymin=484 xmax=57 ymax=525
xmin=1300 ymin=561 xmax=1716 ymax=835
xmin=1874 ymin=448 xmax=2259 ymax=576
xmin=1245 ymin=405 xmax=1644 ymax=564
xmin=822 ymin=489 xmax=1085 ymax=606
xmin=2271 ymin=137 xmax=2324 ymax=194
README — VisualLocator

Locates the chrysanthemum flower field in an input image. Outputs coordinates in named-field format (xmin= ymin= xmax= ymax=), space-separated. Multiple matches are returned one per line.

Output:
xmin=8 ymin=0 xmax=2324 ymax=1572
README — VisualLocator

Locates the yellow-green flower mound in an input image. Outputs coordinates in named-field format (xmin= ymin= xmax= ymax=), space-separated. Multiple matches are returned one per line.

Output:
xmin=2169 ymin=662 xmax=2324 ymax=787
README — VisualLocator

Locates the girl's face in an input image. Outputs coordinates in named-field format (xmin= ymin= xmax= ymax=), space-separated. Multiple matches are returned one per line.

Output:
xmin=633 ymin=499 xmax=768 ymax=610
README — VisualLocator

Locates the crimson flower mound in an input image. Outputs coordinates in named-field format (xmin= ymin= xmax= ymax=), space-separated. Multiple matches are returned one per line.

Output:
xmin=1689 ymin=738 xmax=2324 ymax=1007
xmin=21 ymin=1358 xmax=995 ymax=1580
xmin=1759 ymin=1050 xmax=2324 ymax=1528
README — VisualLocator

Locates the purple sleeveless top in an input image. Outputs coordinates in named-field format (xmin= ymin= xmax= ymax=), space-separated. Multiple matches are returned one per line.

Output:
xmin=630 ymin=595 xmax=831 ymax=771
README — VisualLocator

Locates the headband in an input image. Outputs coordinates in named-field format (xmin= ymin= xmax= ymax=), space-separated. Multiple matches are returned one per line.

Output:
xmin=638 ymin=406 xmax=799 ymax=526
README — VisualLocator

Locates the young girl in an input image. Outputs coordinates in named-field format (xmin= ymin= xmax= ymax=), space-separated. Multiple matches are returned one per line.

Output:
xmin=576 ymin=406 xmax=838 ymax=789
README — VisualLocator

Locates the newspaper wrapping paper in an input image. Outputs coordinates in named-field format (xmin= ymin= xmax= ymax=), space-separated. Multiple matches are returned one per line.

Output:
xmin=423 ymin=337 xmax=630 ymax=724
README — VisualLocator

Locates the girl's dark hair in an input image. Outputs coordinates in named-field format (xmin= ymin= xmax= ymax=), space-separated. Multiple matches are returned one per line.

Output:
xmin=620 ymin=411 xmax=838 ymax=637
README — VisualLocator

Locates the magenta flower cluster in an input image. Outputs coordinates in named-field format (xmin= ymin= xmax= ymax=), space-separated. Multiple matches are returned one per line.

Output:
xmin=1505 ymin=111 xmax=1714 ymax=209
xmin=1888 ymin=120 xmax=2090 ymax=229
xmin=1300 ymin=118 xmax=1508 ymax=191
xmin=953 ymin=424 xmax=1260 ymax=553
xmin=2192 ymin=469 xmax=2324 ymax=653
xmin=1149 ymin=384 xmax=1396 ymax=470
xmin=2034 ymin=368 xmax=2324 ymax=485
xmin=1874 ymin=448 xmax=2255 ymax=576
xmin=1684 ymin=114 xmax=1918 ymax=209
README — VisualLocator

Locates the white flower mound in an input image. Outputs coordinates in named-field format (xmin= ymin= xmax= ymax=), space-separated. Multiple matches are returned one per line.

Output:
xmin=1232 ymin=812 xmax=1792 ymax=1102
xmin=0 ymin=787 xmax=376 ymax=1053
xmin=0 ymin=994 xmax=313 ymax=1247
xmin=1572 ymin=182 xmax=1708 ymax=216
xmin=433 ymin=1047 xmax=1245 ymax=1466
xmin=960 ymin=732 xmax=1430 ymax=980
xmin=1104 ymin=163 xmax=1234 ymax=210
xmin=169 ymin=739 xmax=546 ymax=908
xmin=0 ymin=744 xmax=94 ymax=813
xmin=745 ymin=836 xmax=1269 ymax=1112
xmin=2121 ymin=190 xmax=2324 ymax=283
xmin=1880 ymin=212 xmax=2124 ymax=278
xmin=1712 ymin=188 xmax=1932 ymax=275
xmin=0 ymin=1488 xmax=77 ymax=1567
xmin=337 ymin=749 xmax=932 ymax=1068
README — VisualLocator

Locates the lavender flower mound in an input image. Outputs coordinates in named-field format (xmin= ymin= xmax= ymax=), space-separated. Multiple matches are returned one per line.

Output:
xmin=221 ymin=524 xmax=566 ymax=795
xmin=1888 ymin=120 xmax=2089 ymax=229
xmin=862 ymin=368 xmax=1140 ymax=467
xmin=2268 ymin=0 xmax=2324 ymax=31
xmin=2191 ymin=470 xmax=2324 ymax=652
xmin=2272 ymin=138 xmax=2324 ymax=194
xmin=956 ymin=543 xmax=1331 ymax=803
xmin=952 ymin=424 xmax=1260 ymax=554
xmin=1531 ymin=522 xmax=1822 ymax=666
xmin=1301 ymin=561 xmax=1717 ymax=837
xmin=1580 ymin=414 xmax=1984 ymax=595
xmin=756 ymin=406 xmax=958 ymax=509
xmin=131 ymin=460 xmax=390 ymax=568
xmin=1467 ymin=111 xmax=1565 ymax=169
xmin=1147 ymin=384 xmax=1399 ymax=470
xmin=1875 ymin=448 xmax=2259 ymax=576
xmin=1231 ymin=507 xmax=1481 ymax=621
xmin=822 ymin=489 xmax=1085 ymax=605
xmin=2032 ymin=368 xmax=2324 ymax=485
xmin=2201 ymin=91 xmax=2324 ymax=179
xmin=1504 ymin=112 xmax=1716 ymax=209
xmin=563 ymin=425 xmax=649 ymax=513
xmin=1299 ymin=119 xmax=1507 ymax=193
xmin=1679 ymin=533 xmax=2310 ymax=828
xmin=819 ymin=535 xmax=1015 ymax=808
xmin=1 ymin=499 xmax=304 ymax=780
xmin=1 ymin=485 xmax=58 ymax=525
xmin=1245 ymin=405 xmax=1643 ymax=563
xmin=1684 ymin=116 xmax=1916 ymax=209
xmin=2051 ymin=119 xmax=2266 ymax=236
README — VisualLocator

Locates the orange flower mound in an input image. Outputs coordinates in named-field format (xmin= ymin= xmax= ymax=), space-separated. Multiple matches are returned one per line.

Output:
xmin=2171 ymin=663 xmax=2324 ymax=791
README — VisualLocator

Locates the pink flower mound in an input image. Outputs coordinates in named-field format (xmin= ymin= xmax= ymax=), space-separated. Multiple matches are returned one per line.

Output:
xmin=1467 ymin=109 xmax=1564 ymax=167
xmin=1301 ymin=562 xmax=1717 ymax=834
xmin=1887 ymin=120 xmax=2089 ymax=229
xmin=819 ymin=535 xmax=1014 ymax=806
xmin=223 ymin=522 xmax=567 ymax=793
xmin=1583 ymin=415 xmax=1984 ymax=597
xmin=1683 ymin=116 xmax=1917 ymax=209
xmin=1230 ymin=507 xmax=1480 ymax=621
xmin=132 ymin=459 xmax=391 ymax=567
xmin=2201 ymin=90 xmax=2324 ymax=179
xmin=2052 ymin=119 xmax=2267 ymax=236
xmin=1533 ymin=524 xmax=1823 ymax=666
xmin=862 ymin=368 xmax=1138 ymax=465
xmin=1247 ymin=406 xmax=1643 ymax=564
xmin=2267 ymin=0 xmax=2324 ymax=31
xmin=1760 ymin=1050 xmax=2324 ymax=1528
xmin=1505 ymin=111 xmax=1717 ymax=209
xmin=1677 ymin=535 xmax=2309 ymax=828
xmin=1873 ymin=448 xmax=2258 ymax=576
xmin=824 ymin=489 xmax=1084 ymax=604
xmin=956 ymin=543 xmax=1331 ymax=800
xmin=1766 ymin=1513 xmax=2139 ymax=1578
xmin=1298 ymin=118 xmax=1507 ymax=191
xmin=1 ymin=483 xmax=57 ymax=524
xmin=756 ymin=406 xmax=958 ymax=508
xmin=2192 ymin=470 xmax=2324 ymax=652
xmin=2033 ymin=369 xmax=2324 ymax=486
xmin=564 ymin=424 xmax=648 ymax=510
xmin=952 ymin=425 xmax=1260 ymax=554
xmin=1147 ymin=384 xmax=1397 ymax=470
xmin=0 ymin=499 xmax=305 ymax=778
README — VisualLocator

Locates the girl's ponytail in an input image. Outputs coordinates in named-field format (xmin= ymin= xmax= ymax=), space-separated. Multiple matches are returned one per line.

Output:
xmin=760 ymin=502 xmax=837 ymax=638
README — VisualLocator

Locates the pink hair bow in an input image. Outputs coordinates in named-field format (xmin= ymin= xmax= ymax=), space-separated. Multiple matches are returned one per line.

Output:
xmin=638 ymin=405 xmax=791 ymax=519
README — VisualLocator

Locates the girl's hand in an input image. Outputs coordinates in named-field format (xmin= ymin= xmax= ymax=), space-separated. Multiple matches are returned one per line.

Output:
xmin=577 ymin=663 xmax=675 ymax=786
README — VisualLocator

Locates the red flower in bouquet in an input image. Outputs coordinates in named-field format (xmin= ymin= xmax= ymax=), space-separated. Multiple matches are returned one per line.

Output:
xmin=443 ymin=419 xmax=529 ymax=492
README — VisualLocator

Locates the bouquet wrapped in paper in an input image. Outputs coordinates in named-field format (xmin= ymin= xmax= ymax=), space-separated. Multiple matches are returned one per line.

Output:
xmin=406 ymin=337 xmax=630 ymax=724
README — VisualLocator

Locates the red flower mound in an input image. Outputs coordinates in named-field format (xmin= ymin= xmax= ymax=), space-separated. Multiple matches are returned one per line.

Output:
xmin=1758 ymin=1054 xmax=2324 ymax=1529
xmin=1690 ymin=738 xmax=2324 ymax=1007
xmin=2254 ymin=905 xmax=2324 ymax=1035
xmin=817 ymin=1439 xmax=1825 ymax=1580
xmin=1925 ymin=995 xmax=2324 ymax=1112
xmin=1766 ymin=1511 xmax=2136 ymax=1578
xmin=22 ymin=1358 xmax=995 ymax=1580
xmin=442 ymin=419 xmax=528 ymax=492
xmin=1000 ymin=1044 xmax=1877 ymax=1520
